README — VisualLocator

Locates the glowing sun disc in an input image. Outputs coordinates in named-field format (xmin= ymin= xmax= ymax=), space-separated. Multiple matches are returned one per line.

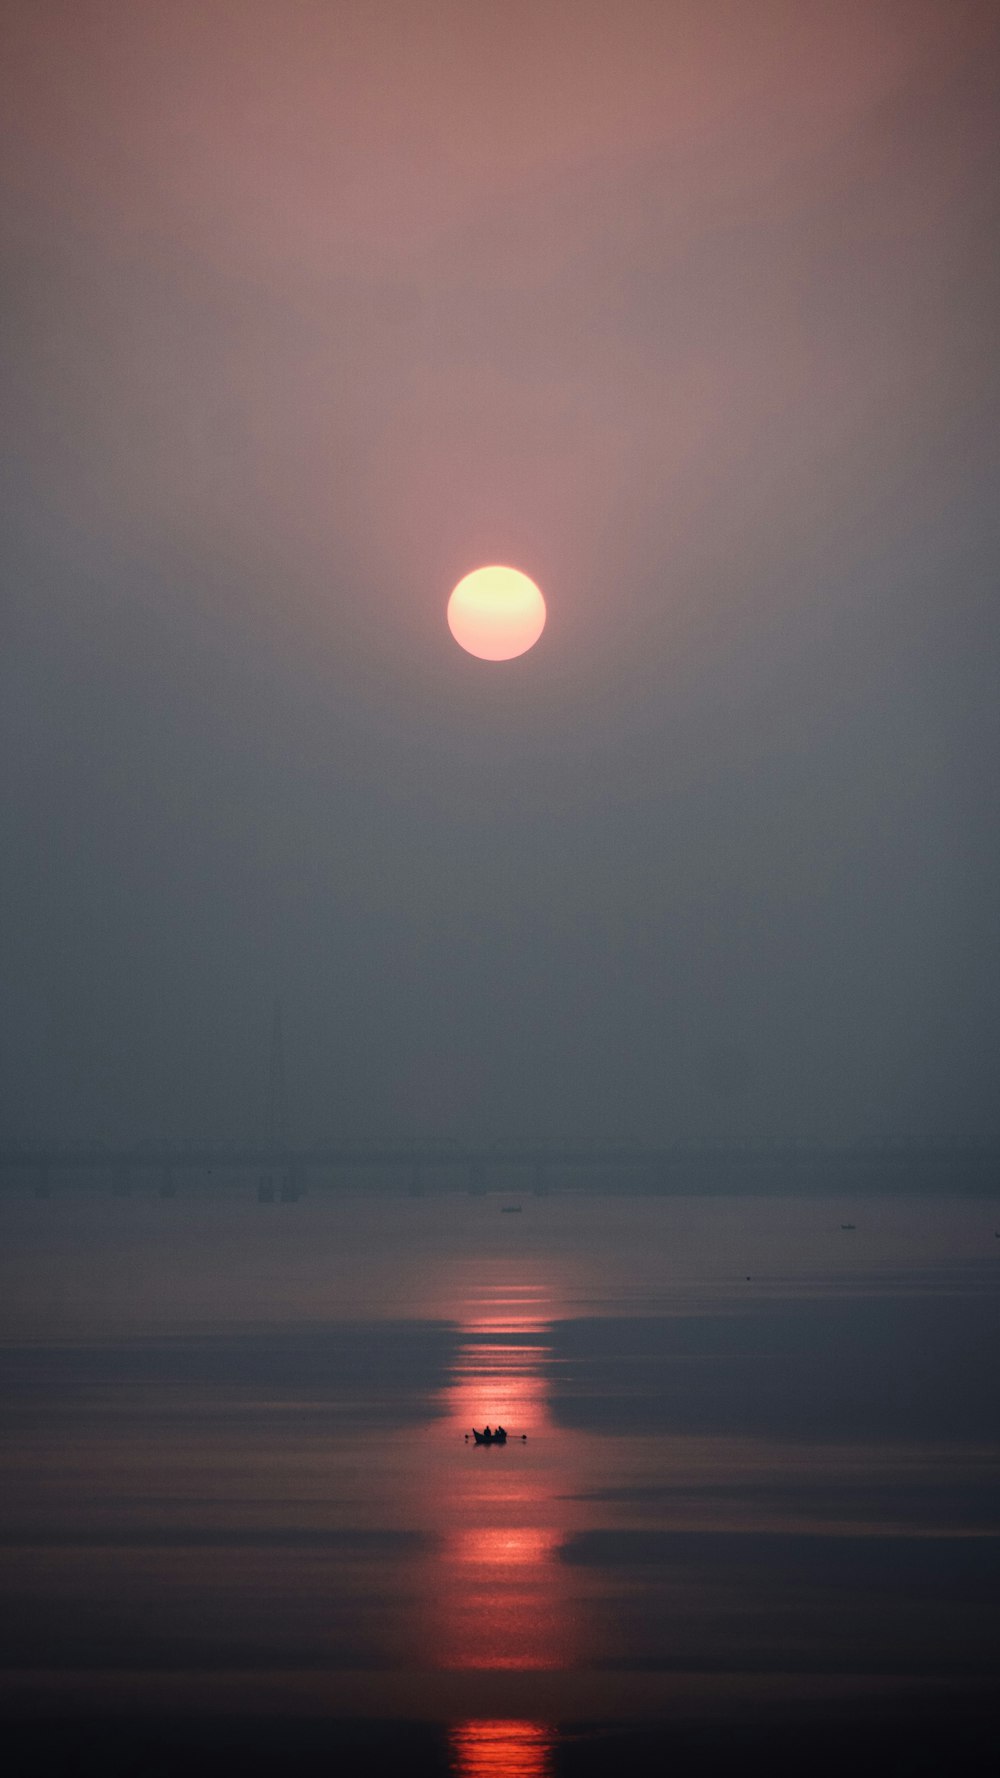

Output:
xmin=447 ymin=565 xmax=546 ymax=661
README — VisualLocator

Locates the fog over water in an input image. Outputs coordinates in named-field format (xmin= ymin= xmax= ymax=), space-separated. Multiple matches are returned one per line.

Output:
xmin=2 ymin=4 xmax=999 ymax=1769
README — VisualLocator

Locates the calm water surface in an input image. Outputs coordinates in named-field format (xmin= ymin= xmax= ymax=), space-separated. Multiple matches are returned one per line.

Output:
xmin=1 ymin=1189 xmax=998 ymax=1772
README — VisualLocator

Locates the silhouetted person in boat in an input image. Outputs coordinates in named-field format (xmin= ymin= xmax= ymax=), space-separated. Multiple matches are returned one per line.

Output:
xmin=495 ymin=1425 xmax=506 ymax=1439
xmin=483 ymin=1426 xmax=492 ymax=1438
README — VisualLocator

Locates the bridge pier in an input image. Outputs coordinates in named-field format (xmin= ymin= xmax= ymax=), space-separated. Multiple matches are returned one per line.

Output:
xmin=4 ymin=1141 xmax=999 ymax=1203
xmin=280 ymin=1160 xmax=305 ymax=1202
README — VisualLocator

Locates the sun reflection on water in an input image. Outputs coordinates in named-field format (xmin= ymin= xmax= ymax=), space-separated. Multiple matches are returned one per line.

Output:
xmin=449 ymin=1719 xmax=554 ymax=1778
xmin=418 ymin=1269 xmax=580 ymax=1675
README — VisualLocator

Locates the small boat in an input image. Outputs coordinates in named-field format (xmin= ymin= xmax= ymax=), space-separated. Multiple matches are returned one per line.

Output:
xmin=501 ymin=1205 xmax=522 ymax=1214
xmin=472 ymin=1426 xmax=508 ymax=1445
xmin=840 ymin=1223 xmax=856 ymax=1231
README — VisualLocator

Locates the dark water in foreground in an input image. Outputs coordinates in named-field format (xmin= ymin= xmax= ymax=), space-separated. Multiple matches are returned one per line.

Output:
xmin=1 ymin=1190 xmax=998 ymax=1773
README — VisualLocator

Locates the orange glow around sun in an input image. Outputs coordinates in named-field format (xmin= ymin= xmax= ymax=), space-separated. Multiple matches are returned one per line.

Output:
xmin=447 ymin=565 xmax=546 ymax=661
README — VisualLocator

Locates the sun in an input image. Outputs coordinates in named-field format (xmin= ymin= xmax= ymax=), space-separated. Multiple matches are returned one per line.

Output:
xmin=447 ymin=565 xmax=546 ymax=661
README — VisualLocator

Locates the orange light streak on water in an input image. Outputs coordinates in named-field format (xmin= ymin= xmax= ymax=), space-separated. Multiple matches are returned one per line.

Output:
xmin=414 ymin=1269 xmax=584 ymax=1675
xmin=449 ymin=1718 xmax=554 ymax=1778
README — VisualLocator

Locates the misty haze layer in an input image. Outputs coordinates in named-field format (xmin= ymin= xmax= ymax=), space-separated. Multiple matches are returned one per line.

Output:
xmin=1 ymin=1 xmax=998 ymax=1145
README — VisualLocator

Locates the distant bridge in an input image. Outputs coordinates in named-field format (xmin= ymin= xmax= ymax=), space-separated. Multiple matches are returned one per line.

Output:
xmin=0 ymin=1139 xmax=996 ymax=1200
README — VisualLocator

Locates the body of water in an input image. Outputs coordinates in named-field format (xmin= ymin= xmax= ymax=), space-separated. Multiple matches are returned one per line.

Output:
xmin=1 ymin=1189 xmax=997 ymax=1772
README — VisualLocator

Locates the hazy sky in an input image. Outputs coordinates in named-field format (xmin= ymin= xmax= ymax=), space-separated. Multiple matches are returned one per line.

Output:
xmin=1 ymin=0 xmax=998 ymax=1146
